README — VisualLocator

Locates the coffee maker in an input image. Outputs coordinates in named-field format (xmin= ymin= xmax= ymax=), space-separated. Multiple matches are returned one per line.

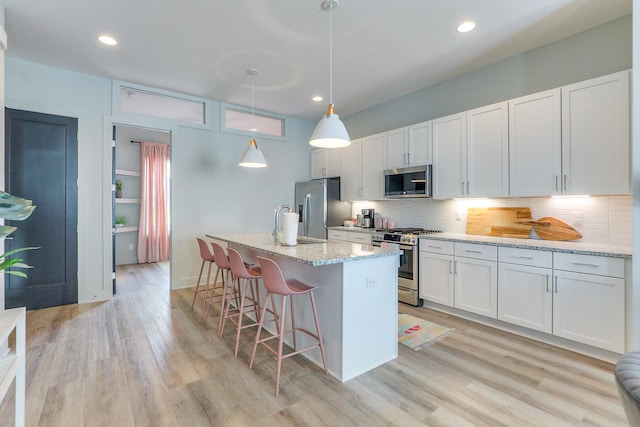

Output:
xmin=361 ymin=209 xmax=375 ymax=228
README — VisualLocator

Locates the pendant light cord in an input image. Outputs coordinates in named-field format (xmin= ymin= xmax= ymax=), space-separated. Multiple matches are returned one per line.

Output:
xmin=251 ymin=73 xmax=255 ymax=138
xmin=329 ymin=3 xmax=333 ymax=106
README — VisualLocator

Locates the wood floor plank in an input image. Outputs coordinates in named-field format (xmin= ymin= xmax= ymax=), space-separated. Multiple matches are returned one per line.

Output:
xmin=0 ymin=262 xmax=630 ymax=427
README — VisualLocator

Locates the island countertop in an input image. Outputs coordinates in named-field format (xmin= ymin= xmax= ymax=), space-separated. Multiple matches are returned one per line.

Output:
xmin=205 ymin=232 xmax=400 ymax=266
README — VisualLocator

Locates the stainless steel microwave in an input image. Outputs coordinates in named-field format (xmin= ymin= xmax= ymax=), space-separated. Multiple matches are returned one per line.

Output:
xmin=384 ymin=165 xmax=432 ymax=198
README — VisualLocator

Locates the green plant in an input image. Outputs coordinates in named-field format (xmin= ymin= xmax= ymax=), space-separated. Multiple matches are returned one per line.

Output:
xmin=115 ymin=215 xmax=127 ymax=225
xmin=0 ymin=191 xmax=38 ymax=277
xmin=115 ymin=179 xmax=123 ymax=192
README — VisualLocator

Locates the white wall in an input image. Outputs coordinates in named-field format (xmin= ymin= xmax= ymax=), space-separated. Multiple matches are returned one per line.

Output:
xmin=5 ymin=57 xmax=315 ymax=302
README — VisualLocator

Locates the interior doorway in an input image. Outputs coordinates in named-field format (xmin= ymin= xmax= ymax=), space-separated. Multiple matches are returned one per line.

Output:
xmin=113 ymin=124 xmax=171 ymax=293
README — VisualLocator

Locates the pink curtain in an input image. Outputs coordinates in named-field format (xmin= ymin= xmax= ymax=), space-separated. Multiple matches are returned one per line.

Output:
xmin=137 ymin=141 xmax=170 ymax=263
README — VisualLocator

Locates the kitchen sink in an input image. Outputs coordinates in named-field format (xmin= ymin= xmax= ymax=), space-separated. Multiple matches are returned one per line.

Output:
xmin=295 ymin=236 xmax=328 ymax=245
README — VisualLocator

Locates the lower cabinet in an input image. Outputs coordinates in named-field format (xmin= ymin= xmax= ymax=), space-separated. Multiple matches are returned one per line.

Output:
xmin=327 ymin=229 xmax=372 ymax=245
xmin=498 ymin=247 xmax=553 ymax=333
xmin=422 ymin=241 xmax=627 ymax=353
xmin=420 ymin=240 xmax=497 ymax=318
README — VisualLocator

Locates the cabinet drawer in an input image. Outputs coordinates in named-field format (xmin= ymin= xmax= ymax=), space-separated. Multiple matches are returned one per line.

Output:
xmin=328 ymin=230 xmax=349 ymax=241
xmin=420 ymin=239 xmax=454 ymax=255
xmin=455 ymin=242 xmax=497 ymax=261
xmin=498 ymin=247 xmax=552 ymax=268
xmin=349 ymin=232 xmax=372 ymax=244
xmin=553 ymin=252 xmax=625 ymax=278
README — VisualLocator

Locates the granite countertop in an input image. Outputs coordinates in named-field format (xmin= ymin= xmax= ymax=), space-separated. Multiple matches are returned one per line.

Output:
xmin=419 ymin=232 xmax=632 ymax=258
xmin=205 ymin=232 xmax=401 ymax=266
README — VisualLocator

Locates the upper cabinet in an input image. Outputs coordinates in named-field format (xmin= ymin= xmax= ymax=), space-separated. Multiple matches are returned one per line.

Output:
xmin=433 ymin=102 xmax=508 ymax=199
xmin=510 ymin=71 xmax=630 ymax=197
xmin=509 ymin=89 xmax=562 ymax=197
xmin=310 ymin=148 xmax=341 ymax=179
xmin=340 ymin=134 xmax=385 ymax=201
xmin=385 ymin=121 xmax=432 ymax=169
xmin=561 ymin=71 xmax=630 ymax=196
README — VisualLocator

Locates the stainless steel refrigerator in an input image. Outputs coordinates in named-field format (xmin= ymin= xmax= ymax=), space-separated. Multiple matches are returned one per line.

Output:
xmin=295 ymin=178 xmax=351 ymax=239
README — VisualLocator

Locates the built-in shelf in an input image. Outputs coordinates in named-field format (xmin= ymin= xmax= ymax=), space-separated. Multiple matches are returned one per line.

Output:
xmin=115 ymin=169 xmax=140 ymax=177
xmin=0 ymin=307 xmax=25 ymax=426
xmin=115 ymin=226 xmax=138 ymax=234
xmin=115 ymin=198 xmax=140 ymax=204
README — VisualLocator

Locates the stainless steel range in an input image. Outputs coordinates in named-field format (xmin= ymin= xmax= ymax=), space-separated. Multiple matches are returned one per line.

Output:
xmin=372 ymin=228 xmax=440 ymax=306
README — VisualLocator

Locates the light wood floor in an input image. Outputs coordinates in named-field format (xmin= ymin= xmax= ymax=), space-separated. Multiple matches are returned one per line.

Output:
xmin=0 ymin=262 xmax=630 ymax=426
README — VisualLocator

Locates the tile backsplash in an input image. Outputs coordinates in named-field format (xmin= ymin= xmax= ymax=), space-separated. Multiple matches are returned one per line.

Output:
xmin=352 ymin=195 xmax=632 ymax=246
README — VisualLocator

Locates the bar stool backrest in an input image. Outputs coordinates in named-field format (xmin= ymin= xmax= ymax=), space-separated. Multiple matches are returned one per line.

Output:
xmin=196 ymin=238 xmax=215 ymax=262
xmin=257 ymin=256 xmax=295 ymax=296
xmin=211 ymin=242 xmax=231 ymax=269
xmin=227 ymin=248 xmax=253 ymax=279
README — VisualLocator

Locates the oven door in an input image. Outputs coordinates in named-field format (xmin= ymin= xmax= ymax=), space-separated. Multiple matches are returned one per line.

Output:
xmin=398 ymin=244 xmax=416 ymax=290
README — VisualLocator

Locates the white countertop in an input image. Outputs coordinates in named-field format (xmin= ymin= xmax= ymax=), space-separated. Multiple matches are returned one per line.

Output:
xmin=419 ymin=232 xmax=632 ymax=258
xmin=205 ymin=232 xmax=401 ymax=266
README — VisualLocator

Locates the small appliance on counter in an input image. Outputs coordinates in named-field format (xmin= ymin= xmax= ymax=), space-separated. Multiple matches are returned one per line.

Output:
xmin=361 ymin=209 xmax=375 ymax=228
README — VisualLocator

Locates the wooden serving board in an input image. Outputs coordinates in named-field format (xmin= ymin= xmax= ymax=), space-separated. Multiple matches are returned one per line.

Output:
xmin=533 ymin=217 xmax=582 ymax=241
xmin=466 ymin=207 xmax=533 ymax=239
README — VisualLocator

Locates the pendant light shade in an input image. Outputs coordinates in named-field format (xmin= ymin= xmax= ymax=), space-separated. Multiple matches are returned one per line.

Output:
xmin=239 ymin=138 xmax=267 ymax=168
xmin=309 ymin=0 xmax=350 ymax=148
xmin=239 ymin=68 xmax=267 ymax=168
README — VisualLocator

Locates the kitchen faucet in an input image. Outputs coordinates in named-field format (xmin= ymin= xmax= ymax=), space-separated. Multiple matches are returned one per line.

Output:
xmin=273 ymin=205 xmax=294 ymax=242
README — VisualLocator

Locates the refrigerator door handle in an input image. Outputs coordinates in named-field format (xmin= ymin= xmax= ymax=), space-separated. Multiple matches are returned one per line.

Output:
xmin=304 ymin=193 xmax=311 ymax=237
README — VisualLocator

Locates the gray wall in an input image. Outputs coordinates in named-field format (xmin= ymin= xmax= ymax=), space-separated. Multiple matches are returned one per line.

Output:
xmin=344 ymin=15 xmax=632 ymax=139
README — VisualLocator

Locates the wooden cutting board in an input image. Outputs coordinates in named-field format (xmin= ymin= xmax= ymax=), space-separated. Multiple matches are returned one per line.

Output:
xmin=533 ymin=217 xmax=582 ymax=241
xmin=466 ymin=207 xmax=533 ymax=239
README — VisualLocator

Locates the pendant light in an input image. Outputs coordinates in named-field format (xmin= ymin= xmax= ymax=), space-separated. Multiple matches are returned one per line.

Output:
xmin=309 ymin=0 xmax=351 ymax=148
xmin=239 ymin=68 xmax=268 ymax=168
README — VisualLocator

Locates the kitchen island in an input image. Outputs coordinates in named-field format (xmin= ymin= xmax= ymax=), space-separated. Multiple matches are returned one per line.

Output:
xmin=205 ymin=232 xmax=401 ymax=382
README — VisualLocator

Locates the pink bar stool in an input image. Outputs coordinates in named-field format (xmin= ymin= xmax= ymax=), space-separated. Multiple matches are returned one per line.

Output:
xmin=250 ymin=256 xmax=328 ymax=396
xmin=221 ymin=248 xmax=263 ymax=357
xmin=191 ymin=238 xmax=222 ymax=316
xmin=203 ymin=242 xmax=237 ymax=326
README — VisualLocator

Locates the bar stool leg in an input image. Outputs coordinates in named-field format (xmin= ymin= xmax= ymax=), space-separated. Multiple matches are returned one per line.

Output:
xmin=190 ymin=259 xmax=206 ymax=309
xmin=309 ymin=291 xmax=328 ymax=375
xmin=234 ymin=277 xmax=250 ymax=357
xmin=275 ymin=295 xmax=289 ymax=396
xmin=249 ymin=291 xmax=272 ymax=370
xmin=202 ymin=263 xmax=219 ymax=318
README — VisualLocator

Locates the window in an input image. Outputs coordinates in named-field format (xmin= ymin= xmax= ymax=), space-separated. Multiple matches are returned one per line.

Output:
xmin=120 ymin=88 xmax=205 ymax=125
xmin=223 ymin=105 xmax=285 ymax=138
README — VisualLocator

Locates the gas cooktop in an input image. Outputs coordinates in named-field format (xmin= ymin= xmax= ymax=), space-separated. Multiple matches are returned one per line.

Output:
xmin=372 ymin=228 xmax=441 ymax=245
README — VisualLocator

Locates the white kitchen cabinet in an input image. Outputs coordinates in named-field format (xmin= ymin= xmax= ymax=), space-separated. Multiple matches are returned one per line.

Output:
xmin=454 ymin=243 xmax=498 ymax=318
xmin=552 ymin=252 xmax=625 ymax=353
xmin=419 ymin=240 xmax=497 ymax=317
xmin=432 ymin=113 xmax=466 ymax=199
xmin=419 ymin=239 xmax=455 ymax=306
xmin=327 ymin=229 xmax=349 ymax=242
xmin=432 ymin=102 xmax=508 ymax=199
xmin=310 ymin=148 xmax=341 ymax=179
xmin=509 ymin=89 xmax=562 ymax=197
xmin=561 ymin=70 xmax=630 ymax=196
xmin=386 ymin=122 xmax=432 ymax=169
xmin=340 ymin=134 xmax=385 ymax=201
xmin=348 ymin=232 xmax=372 ymax=245
xmin=498 ymin=247 xmax=553 ymax=333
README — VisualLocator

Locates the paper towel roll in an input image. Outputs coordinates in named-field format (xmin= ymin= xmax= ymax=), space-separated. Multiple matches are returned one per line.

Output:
xmin=280 ymin=212 xmax=299 ymax=246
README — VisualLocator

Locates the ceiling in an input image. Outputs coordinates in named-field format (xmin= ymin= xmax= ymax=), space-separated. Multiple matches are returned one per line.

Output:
xmin=2 ymin=0 xmax=632 ymax=121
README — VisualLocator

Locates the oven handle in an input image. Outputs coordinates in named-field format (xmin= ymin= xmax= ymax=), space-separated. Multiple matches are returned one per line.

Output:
xmin=399 ymin=244 xmax=414 ymax=251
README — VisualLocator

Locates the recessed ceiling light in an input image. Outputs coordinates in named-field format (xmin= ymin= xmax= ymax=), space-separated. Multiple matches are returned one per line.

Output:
xmin=456 ymin=21 xmax=476 ymax=33
xmin=312 ymin=96 xmax=323 ymax=102
xmin=98 ymin=35 xmax=117 ymax=46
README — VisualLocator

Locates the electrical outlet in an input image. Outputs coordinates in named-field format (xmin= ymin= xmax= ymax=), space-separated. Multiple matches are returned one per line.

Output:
xmin=572 ymin=211 xmax=583 ymax=227
xmin=366 ymin=278 xmax=378 ymax=288
xmin=455 ymin=211 xmax=462 ymax=221
xmin=128 ymin=243 xmax=134 ymax=250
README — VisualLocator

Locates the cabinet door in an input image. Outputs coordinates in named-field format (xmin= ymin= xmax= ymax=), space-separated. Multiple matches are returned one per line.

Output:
xmin=386 ymin=127 xmax=408 ymax=169
xmin=327 ymin=229 xmax=349 ymax=241
xmin=561 ymin=70 xmax=630 ymax=196
xmin=310 ymin=149 xmax=326 ymax=179
xmin=433 ymin=113 xmax=466 ymax=199
xmin=340 ymin=139 xmax=362 ymax=201
xmin=349 ymin=232 xmax=372 ymax=244
xmin=408 ymin=121 xmax=432 ymax=166
xmin=361 ymin=133 xmax=386 ymax=200
xmin=553 ymin=270 xmax=625 ymax=352
xmin=498 ymin=263 xmax=552 ymax=333
xmin=324 ymin=148 xmax=341 ymax=178
xmin=509 ymin=89 xmax=561 ymax=197
xmin=419 ymin=252 xmax=454 ymax=307
xmin=455 ymin=257 xmax=497 ymax=318
xmin=466 ymin=102 xmax=509 ymax=198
